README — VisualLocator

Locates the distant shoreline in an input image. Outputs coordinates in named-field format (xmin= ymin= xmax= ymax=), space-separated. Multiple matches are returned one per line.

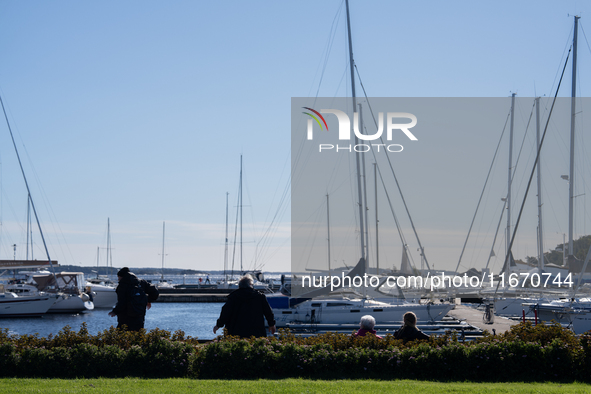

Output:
xmin=55 ymin=265 xmax=288 ymax=277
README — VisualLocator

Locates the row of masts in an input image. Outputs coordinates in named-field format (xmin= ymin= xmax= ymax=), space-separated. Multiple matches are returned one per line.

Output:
xmin=342 ymin=8 xmax=581 ymax=278
xmin=503 ymin=15 xmax=580 ymax=277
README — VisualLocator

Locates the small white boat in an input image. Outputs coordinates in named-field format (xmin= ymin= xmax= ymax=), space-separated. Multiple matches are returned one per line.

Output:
xmin=153 ymin=279 xmax=175 ymax=289
xmin=525 ymin=299 xmax=591 ymax=334
xmin=0 ymin=284 xmax=59 ymax=317
xmin=86 ymin=277 xmax=117 ymax=308
xmin=30 ymin=272 xmax=94 ymax=313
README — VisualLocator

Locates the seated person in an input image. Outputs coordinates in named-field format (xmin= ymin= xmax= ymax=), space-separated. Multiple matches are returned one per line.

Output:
xmin=354 ymin=315 xmax=382 ymax=339
xmin=394 ymin=311 xmax=429 ymax=342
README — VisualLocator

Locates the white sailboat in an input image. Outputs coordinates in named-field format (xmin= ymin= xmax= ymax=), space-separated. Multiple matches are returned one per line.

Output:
xmin=33 ymin=272 xmax=93 ymax=313
xmin=154 ymin=222 xmax=174 ymax=289
xmin=216 ymin=156 xmax=271 ymax=291
xmin=6 ymin=270 xmax=94 ymax=313
xmin=0 ymin=288 xmax=59 ymax=317
xmin=0 ymin=261 xmax=60 ymax=316
xmin=273 ymin=0 xmax=454 ymax=328
xmin=269 ymin=258 xmax=452 ymax=327
xmin=524 ymin=16 xmax=591 ymax=334
xmin=0 ymin=94 xmax=90 ymax=316
xmin=85 ymin=219 xmax=117 ymax=308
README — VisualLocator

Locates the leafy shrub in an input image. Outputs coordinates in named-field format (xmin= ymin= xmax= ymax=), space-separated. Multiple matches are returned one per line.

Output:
xmin=0 ymin=321 xmax=589 ymax=381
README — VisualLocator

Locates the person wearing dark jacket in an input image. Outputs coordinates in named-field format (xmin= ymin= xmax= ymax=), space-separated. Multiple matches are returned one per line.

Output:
xmin=394 ymin=311 xmax=430 ymax=342
xmin=108 ymin=267 xmax=159 ymax=331
xmin=213 ymin=274 xmax=276 ymax=338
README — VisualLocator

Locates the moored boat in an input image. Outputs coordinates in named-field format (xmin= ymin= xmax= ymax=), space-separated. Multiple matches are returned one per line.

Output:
xmin=0 ymin=285 xmax=59 ymax=317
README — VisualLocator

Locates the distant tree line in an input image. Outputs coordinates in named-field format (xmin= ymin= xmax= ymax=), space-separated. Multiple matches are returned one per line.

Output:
xmin=58 ymin=265 xmax=208 ymax=277
xmin=526 ymin=235 xmax=591 ymax=266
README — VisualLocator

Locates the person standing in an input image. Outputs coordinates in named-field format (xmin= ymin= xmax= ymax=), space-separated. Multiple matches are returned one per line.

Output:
xmin=108 ymin=267 xmax=159 ymax=331
xmin=213 ymin=274 xmax=276 ymax=338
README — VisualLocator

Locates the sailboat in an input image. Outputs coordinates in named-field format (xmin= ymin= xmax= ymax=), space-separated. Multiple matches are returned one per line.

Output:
xmin=21 ymin=271 xmax=94 ymax=313
xmin=154 ymin=222 xmax=174 ymax=289
xmin=86 ymin=218 xmax=117 ymax=308
xmin=0 ymin=260 xmax=60 ymax=316
xmin=0 ymin=94 xmax=97 ymax=314
xmin=478 ymin=95 xmax=563 ymax=318
xmin=518 ymin=16 xmax=591 ymax=334
xmin=216 ymin=156 xmax=271 ymax=291
xmin=270 ymin=0 xmax=454 ymax=329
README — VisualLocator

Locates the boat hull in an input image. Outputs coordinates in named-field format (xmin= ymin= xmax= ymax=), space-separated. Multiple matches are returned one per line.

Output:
xmin=48 ymin=294 xmax=94 ymax=313
xmin=270 ymin=297 xmax=453 ymax=328
xmin=0 ymin=292 xmax=59 ymax=317
xmin=87 ymin=283 xmax=117 ymax=308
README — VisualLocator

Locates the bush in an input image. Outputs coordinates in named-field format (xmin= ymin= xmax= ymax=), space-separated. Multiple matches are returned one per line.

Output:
xmin=0 ymin=322 xmax=589 ymax=381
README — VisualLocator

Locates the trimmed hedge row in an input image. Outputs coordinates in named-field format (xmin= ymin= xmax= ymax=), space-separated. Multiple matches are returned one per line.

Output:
xmin=0 ymin=322 xmax=590 ymax=381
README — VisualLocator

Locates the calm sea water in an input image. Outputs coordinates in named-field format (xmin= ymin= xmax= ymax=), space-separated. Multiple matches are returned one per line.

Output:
xmin=0 ymin=272 xmax=285 ymax=340
xmin=0 ymin=303 xmax=223 ymax=340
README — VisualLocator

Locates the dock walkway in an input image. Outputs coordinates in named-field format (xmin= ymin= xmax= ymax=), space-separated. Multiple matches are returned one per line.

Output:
xmin=448 ymin=304 xmax=517 ymax=334
xmin=153 ymin=293 xmax=227 ymax=303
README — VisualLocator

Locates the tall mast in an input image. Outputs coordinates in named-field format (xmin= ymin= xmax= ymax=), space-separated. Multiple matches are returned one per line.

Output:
xmin=107 ymin=217 xmax=111 ymax=277
xmin=535 ymin=97 xmax=545 ymax=270
xmin=568 ymin=16 xmax=580 ymax=265
xmin=359 ymin=103 xmax=370 ymax=271
xmin=26 ymin=194 xmax=31 ymax=260
xmin=224 ymin=192 xmax=229 ymax=281
xmin=345 ymin=0 xmax=366 ymax=263
xmin=0 ymin=94 xmax=57 ymax=282
xmin=239 ymin=155 xmax=243 ymax=272
xmin=326 ymin=193 xmax=331 ymax=273
xmin=161 ymin=221 xmax=166 ymax=281
xmin=374 ymin=162 xmax=379 ymax=274
xmin=506 ymin=93 xmax=516 ymax=276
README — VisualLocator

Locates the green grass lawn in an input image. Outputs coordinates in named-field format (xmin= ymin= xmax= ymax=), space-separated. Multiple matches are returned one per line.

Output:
xmin=0 ymin=379 xmax=590 ymax=393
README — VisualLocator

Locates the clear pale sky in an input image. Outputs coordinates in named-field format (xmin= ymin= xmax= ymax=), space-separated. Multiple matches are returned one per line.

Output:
xmin=0 ymin=1 xmax=590 ymax=274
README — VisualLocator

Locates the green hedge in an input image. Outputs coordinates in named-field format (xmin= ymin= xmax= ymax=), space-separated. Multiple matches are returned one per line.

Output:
xmin=0 ymin=322 xmax=590 ymax=381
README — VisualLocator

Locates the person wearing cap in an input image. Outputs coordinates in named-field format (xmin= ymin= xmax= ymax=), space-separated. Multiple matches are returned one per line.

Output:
xmin=213 ymin=274 xmax=276 ymax=338
xmin=108 ymin=267 xmax=159 ymax=331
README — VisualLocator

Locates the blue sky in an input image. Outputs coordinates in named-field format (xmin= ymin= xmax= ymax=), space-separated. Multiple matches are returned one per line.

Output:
xmin=0 ymin=1 xmax=590 ymax=274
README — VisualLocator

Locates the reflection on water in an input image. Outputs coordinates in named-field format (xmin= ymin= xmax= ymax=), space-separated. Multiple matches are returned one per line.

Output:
xmin=0 ymin=303 xmax=223 ymax=340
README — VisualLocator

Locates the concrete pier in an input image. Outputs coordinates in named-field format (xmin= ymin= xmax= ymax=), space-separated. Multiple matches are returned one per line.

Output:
xmin=448 ymin=304 xmax=517 ymax=334
xmin=153 ymin=293 xmax=227 ymax=303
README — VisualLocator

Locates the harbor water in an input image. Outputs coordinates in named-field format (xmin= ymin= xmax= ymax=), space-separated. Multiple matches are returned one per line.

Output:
xmin=0 ymin=302 xmax=223 ymax=340
xmin=0 ymin=272 xmax=285 ymax=340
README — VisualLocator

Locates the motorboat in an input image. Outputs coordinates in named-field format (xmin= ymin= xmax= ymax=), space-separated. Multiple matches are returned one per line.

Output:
xmin=0 ymin=283 xmax=59 ymax=317
xmin=86 ymin=276 xmax=117 ymax=308
xmin=20 ymin=271 xmax=94 ymax=313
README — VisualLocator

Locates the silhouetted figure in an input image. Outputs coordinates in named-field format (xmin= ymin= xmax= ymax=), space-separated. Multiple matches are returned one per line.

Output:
xmin=213 ymin=274 xmax=276 ymax=338
xmin=108 ymin=267 xmax=159 ymax=331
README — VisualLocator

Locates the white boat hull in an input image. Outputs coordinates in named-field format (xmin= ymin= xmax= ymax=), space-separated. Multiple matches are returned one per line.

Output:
xmin=528 ymin=300 xmax=591 ymax=334
xmin=271 ymin=297 xmax=453 ymax=328
xmin=572 ymin=314 xmax=591 ymax=334
xmin=48 ymin=293 xmax=94 ymax=313
xmin=87 ymin=283 xmax=117 ymax=308
xmin=0 ymin=292 xmax=59 ymax=317
xmin=493 ymin=297 xmax=555 ymax=317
